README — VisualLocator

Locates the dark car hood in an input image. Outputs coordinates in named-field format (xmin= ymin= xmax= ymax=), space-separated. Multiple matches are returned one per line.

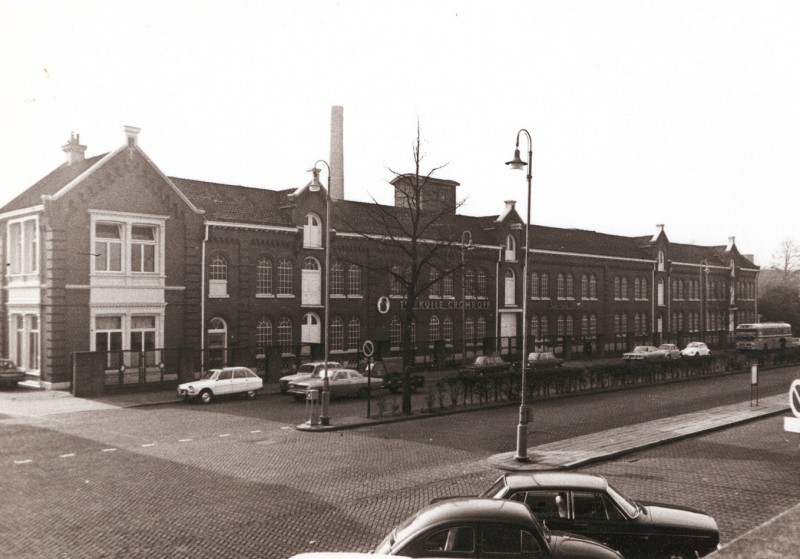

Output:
xmin=549 ymin=532 xmax=622 ymax=558
xmin=640 ymin=502 xmax=718 ymax=532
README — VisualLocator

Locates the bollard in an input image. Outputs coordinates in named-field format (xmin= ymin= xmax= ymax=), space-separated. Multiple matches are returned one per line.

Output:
xmin=306 ymin=389 xmax=320 ymax=426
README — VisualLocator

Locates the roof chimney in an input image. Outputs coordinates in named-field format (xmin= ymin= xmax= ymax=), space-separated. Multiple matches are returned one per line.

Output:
xmin=329 ymin=106 xmax=344 ymax=200
xmin=61 ymin=132 xmax=86 ymax=166
xmin=505 ymin=200 xmax=516 ymax=211
xmin=123 ymin=125 xmax=141 ymax=147
xmin=726 ymin=236 xmax=735 ymax=252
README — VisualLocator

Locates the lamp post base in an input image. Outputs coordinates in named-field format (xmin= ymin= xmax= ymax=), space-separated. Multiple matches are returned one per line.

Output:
xmin=515 ymin=404 xmax=529 ymax=462
xmin=320 ymin=391 xmax=331 ymax=426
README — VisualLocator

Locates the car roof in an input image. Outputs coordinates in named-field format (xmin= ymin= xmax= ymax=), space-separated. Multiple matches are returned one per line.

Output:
xmin=405 ymin=498 xmax=536 ymax=530
xmin=502 ymin=472 xmax=608 ymax=492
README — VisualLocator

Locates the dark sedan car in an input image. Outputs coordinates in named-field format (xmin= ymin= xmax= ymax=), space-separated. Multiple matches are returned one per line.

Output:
xmin=480 ymin=472 xmax=720 ymax=559
xmin=0 ymin=359 xmax=26 ymax=388
xmin=375 ymin=498 xmax=624 ymax=559
xmin=458 ymin=355 xmax=511 ymax=376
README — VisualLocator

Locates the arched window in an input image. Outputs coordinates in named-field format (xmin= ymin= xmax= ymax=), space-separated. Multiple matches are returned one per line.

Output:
xmin=590 ymin=274 xmax=597 ymax=299
xmin=390 ymin=316 xmax=401 ymax=349
xmin=541 ymin=315 xmax=549 ymax=337
xmin=581 ymin=314 xmax=589 ymax=336
xmin=541 ymin=273 xmax=549 ymax=299
xmin=640 ymin=277 xmax=647 ymax=300
xmin=581 ymin=274 xmax=589 ymax=300
xmin=347 ymin=265 xmax=361 ymax=296
xmin=614 ymin=277 xmax=621 ymax=300
xmin=531 ymin=272 xmax=540 ymax=299
xmin=347 ymin=317 xmax=360 ymax=351
xmin=505 ymin=234 xmax=516 ymax=262
xmin=566 ymin=274 xmax=574 ymax=299
xmin=277 ymin=317 xmax=292 ymax=351
xmin=634 ymin=277 xmax=641 ymax=300
xmin=678 ymin=312 xmax=684 ymax=332
xmin=303 ymin=213 xmax=322 ymax=248
xmin=390 ymin=265 xmax=403 ymax=297
xmin=531 ymin=315 xmax=540 ymax=339
xmin=442 ymin=275 xmax=454 ymax=298
xmin=634 ymin=313 xmax=641 ymax=335
xmin=442 ymin=317 xmax=453 ymax=343
xmin=209 ymin=254 xmax=228 ymax=298
xmin=277 ymin=258 xmax=293 ymax=295
xmin=302 ymin=257 xmax=321 ymax=306
xmin=678 ymin=280 xmax=685 ymax=300
xmin=566 ymin=314 xmax=574 ymax=336
xmin=256 ymin=317 xmax=272 ymax=348
xmin=557 ymin=273 xmax=565 ymax=300
xmin=429 ymin=268 xmax=441 ymax=297
xmin=589 ymin=313 xmax=597 ymax=336
xmin=658 ymin=250 xmax=665 ymax=271
xmin=557 ymin=314 xmax=565 ymax=337
xmin=330 ymin=316 xmax=344 ymax=351
xmin=464 ymin=268 xmax=475 ymax=298
xmin=331 ymin=261 xmax=344 ymax=296
xmin=476 ymin=316 xmax=487 ymax=340
xmin=504 ymin=269 xmax=516 ymax=306
xmin=477 ymin=269 xmax=487 ymax=297
xmin=207 ymin=317 xmax=227 ymax=366
xmin=614 ymin=313 xmax=621 ymax=334
xmin=429 ymin=315 xmax=440 ymax=342
xmin=465 ymin=316 xmax=475 ymax=344
xmin=671 ymin=312 xmax=678 ymax=333
xmin=621 ymin=276 xmax=628 ymax=300
xmin=256 ymin=258 xmax=273 ymax=295
xmin=657 ymin=278 xmax=664 ymax=306
xmin=621 ymin=313 xmax=628 ymax=333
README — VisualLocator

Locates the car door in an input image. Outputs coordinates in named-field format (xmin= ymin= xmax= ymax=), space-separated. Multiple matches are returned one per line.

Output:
xmin=215 ymin=369 xmax=234 ymax=395
xmin=511 ymin=490 xmax=571 ymax=533
xmin=479 ymin=524 xmax=543 ymax=559
xmin=572 ymin=491 xmax=637 ymax=557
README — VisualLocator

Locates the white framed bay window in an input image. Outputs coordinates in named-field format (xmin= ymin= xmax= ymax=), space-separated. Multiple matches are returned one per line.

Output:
xmin=90 ymin=211 xmax=166 ymax=277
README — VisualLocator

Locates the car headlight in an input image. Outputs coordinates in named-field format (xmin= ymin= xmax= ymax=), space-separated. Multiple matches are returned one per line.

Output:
xmin=186 ymin=386 xmax=196 ymax=394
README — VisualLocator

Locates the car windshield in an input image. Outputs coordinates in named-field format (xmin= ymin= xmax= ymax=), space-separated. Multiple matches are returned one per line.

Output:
xmin=200 ymin=369 xmax=220 ymax=380
xmin=479 ymin=477 xmax=507 ymax=498
xmin=687 ymin=342 xmax=700 ymax=348
xmin=633 ymin=346 xmax=648 ymax=352
xmin=311 ymin=368 xmax=335 ymax=379
xmin=471 ymin=357 xmax=487 ymax=366
xmin=607 ymin=484 xmax=639 ymax=517
xmin=297 ymin=365 xmax=315 ymax=373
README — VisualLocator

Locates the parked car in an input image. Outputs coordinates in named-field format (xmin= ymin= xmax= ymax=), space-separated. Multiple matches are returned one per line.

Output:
xmin=375 ymin=497 xmax=624 ymax=558
xmin=177 ymin=366 xmax=263 ymax=404
xmin=478 ymin=472 xmax=720 ymax=559
xmin=622 ymin=346 xmax=664 ymax=361
xmin=290 ymin=555 xmax=408 ymax=559
xmin=657 ymin=343 xmax=681 ymax=359
xmin=458 ymin=355 xmax=511 ymax=376
xmin=0 ymin=358 xmax=26 ymax=388
xmin=287 ymin=368 xmax=383 ymax=400
xmin=523 ymin=351 xmax=564 ymax=369
xmin=279 ymin=361 xmax=341 ymax=393
xmin=359 ymin=357 xmax=424 ymax=393
xmin=681 ymin=342 xmax=711 ymax=357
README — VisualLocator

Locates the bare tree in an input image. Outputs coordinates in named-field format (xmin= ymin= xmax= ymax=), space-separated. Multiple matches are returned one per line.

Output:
xmin=771 ymin=238 xmax=800 ymax=276
xmin=333 ymin=123 xmax=467 ymax=414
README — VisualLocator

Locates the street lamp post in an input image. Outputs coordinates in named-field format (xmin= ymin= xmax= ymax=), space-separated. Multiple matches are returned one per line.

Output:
xmin=506 ymin=129 xmax=533 ymax=462
xmin=461 ymin=230 xmax=473 ymax=366
xmin=310 ymin=160 xmax=332 ymax=426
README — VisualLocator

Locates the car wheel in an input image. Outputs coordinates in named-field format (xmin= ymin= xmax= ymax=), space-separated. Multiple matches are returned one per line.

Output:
xmin=199 ymin=389 xmax=213 ymax=404
xmin=357 ymin=387 xmax=369 ymax=399
xmin=245 ymin=390 xmax=257 ymax=400
xmin=666 ymin=550 xmax=691 ymax=559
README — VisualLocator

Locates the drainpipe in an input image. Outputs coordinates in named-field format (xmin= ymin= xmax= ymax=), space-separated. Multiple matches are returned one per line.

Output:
xmin=652 ymin=263 xmax=656 ymax=340
xmin=495 ymin=247 xmax=501 ymax=340
xmin=200 ymin=223 xmax=209 ymax=372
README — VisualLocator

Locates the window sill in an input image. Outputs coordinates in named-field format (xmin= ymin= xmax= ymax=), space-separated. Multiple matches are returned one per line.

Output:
xmin=255 ymin=294 xmax=274 ymax=299
xmin=276 ymin=294 xmax=295 ymax=299
xmin=303 ymin=246 xmax=324 ymax=251
xmin=429 ymin=296 xmax=442 ymax=300
xmin=209 ymin=294 xmax=230 ymax=299
xmin=347 ymin=295 xmax=363 ymax=299
xmin=331 ymin=294 xmax=346 ymax=299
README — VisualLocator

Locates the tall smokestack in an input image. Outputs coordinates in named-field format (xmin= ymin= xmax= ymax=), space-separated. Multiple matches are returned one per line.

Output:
xmin=329 ymin=105 xmax=344 ymax=200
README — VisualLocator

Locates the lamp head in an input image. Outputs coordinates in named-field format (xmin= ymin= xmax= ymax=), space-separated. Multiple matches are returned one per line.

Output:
xmin=505 ymin=148 xmax=527 ymax=170
xmin=306 ymin=167 xmax=324 ymax=192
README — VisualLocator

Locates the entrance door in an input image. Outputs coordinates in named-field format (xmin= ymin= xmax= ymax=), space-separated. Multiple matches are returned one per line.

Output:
xmin=500 ymin=313 xmax=517 ymax=354
xmin=207 ymin=317 xmax=227 ymax=368
xmin=301 ymin=313 xmax=321 ymax=343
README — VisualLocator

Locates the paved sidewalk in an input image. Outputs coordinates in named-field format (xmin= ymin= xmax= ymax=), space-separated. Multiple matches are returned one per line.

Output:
xmin=488 ymin=394 xmax=788 ymax=470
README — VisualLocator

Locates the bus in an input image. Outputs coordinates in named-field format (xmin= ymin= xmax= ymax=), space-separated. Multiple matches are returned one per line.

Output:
xmin=735 ymin=322 xmax=793 ymax=351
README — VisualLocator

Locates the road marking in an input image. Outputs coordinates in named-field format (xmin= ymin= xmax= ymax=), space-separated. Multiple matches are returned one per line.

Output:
xmin=141 ymin=443 xmax=155 ymax=447
xmin=219 ymin=434 xmax=231 ymax=437
xmin=14 ymin=459 xmax=32 ymax=464
xmin=250 ymin=430 xmax=262 ymax=433
xmin=59 ymin=453 xmax=76 ymax=458
xmin=178 ymin=439 xmax=192 ymax=443
xmin=101 ymin=448 xmax=117 ymax=452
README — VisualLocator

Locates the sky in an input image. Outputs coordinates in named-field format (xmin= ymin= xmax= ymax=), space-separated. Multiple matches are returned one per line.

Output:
xmin=2 ymin=0 xmax=799 ymax=267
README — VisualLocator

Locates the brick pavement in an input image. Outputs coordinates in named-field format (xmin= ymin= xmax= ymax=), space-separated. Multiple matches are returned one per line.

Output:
xmin=2 ymin=381 xmax=797 ymax=557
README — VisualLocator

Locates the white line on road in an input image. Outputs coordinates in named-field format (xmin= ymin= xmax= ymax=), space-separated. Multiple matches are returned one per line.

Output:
xmin=219 ymin=434 xmax=231 ymax=437
xmin=141 ymin=443 xmax=155 ymax=447
xmin=59 ymin=453 xmax=76 ymax=458
xmin=101 ymin=448 xmax=117 ymax=452
xmin=178 ymin=439 xmax=192 ymax=443
xmin=14 ymin=459 xmax=32 ymax=464
xmin=250 ymin=430 xmax=262 ymax=433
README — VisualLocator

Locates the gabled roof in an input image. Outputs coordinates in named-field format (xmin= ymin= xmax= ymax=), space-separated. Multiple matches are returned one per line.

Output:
xmin=1 ymin=155 xmax=107 ymax=213
xmin=170 ymin=177 xmax=295 ymax=227
xmin=531 ymin=225 xmax=651 ymax=260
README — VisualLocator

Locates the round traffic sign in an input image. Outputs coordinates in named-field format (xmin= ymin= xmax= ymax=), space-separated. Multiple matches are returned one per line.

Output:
xmin=790 ymin=379 xmax=800 ymax=418
xmin=362 ymin=339 xmax=375 ymax=357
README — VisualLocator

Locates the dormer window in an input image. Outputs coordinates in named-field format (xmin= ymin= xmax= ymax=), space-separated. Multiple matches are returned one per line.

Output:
xmin=303 ymin=213 xmax=322 ymax=248
xmin=505 ymin=235 xmax=516 ymax=262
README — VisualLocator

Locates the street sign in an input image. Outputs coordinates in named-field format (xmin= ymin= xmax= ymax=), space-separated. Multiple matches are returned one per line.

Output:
xmin=362 ymin=339 xmax=375 ymax=357
xmin=377 ymin=296 xmax=390 ymax=314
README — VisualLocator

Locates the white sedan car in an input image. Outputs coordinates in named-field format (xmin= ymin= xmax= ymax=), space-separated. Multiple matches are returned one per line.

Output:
xmin=177 ymin=366 xmax=263 ymax=404
xmin=681 ymin=342 xmax=711 ymax=357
